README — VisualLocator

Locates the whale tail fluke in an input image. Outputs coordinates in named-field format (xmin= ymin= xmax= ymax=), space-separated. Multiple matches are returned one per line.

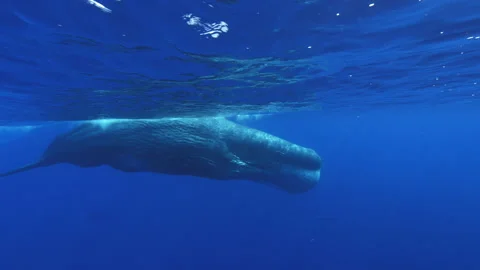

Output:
xmin=0 ymin=161 xmax=44 ymax=177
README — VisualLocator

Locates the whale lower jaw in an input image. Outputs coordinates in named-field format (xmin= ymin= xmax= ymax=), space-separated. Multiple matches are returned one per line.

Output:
xmin=246 ymin=166 xmax=321 ymax=194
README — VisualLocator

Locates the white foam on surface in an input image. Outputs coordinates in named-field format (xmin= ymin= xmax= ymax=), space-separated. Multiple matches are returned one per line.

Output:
xmin=86 ymin=0 xmax=112 ymax=13
xmin=183 ymin=14 xmax=229 ymax=38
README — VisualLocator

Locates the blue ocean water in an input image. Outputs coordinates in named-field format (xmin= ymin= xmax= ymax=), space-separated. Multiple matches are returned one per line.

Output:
xmin=1 ymin=0 xmax=480 ymax=269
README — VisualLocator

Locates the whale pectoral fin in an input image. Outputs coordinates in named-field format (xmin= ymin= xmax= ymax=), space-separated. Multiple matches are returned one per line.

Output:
xmin=0 ymin=161 xmax=44 ymax=177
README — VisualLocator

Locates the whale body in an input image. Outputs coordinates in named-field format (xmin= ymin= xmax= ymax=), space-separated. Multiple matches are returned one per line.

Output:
xmin=0 ymin=118 xmax=322 ymax=193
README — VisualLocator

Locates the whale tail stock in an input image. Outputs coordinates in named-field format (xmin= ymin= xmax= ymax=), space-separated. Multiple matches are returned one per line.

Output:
xmin=0 ymin=161 xmax=44 ymax=177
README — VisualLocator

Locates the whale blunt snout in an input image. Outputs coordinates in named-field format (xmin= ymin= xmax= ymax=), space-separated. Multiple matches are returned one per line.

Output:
xmin=269 ymin=153 xmax=322 ymax=193
xmin=232 ymin=140 xmax=322 ymax=193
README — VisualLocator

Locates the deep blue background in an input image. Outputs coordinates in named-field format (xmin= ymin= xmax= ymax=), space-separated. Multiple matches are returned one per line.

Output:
xmin=1 ymin=107 xmax=479 ymax=269
xmin=1 ymin=0 xmax=480 ymax=268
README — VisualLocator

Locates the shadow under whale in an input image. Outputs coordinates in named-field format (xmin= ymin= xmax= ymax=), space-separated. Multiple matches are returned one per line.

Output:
xmin=0 ymin=117 xmax=322 ymax=193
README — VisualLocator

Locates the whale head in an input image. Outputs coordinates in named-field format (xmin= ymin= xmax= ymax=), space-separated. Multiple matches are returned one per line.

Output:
xmin=221 ymin=123 xmax=322 ymax=193
xmin=235 ymin=146 xmax=322 ymax=193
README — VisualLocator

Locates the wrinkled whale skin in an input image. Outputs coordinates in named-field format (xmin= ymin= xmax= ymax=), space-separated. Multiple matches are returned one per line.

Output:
xmin=0 ymin=118 xmax=322 ymax=193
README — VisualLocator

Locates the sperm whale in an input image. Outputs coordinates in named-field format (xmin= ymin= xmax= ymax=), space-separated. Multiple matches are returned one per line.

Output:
xmin=0 ymin=117 xmax=322 ymax=193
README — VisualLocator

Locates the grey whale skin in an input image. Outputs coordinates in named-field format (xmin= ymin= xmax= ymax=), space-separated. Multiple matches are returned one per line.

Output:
xmin=0 ymin=118 xmax=322 ymax=193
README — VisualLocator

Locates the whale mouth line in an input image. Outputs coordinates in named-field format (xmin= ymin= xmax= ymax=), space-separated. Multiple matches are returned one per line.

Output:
xmin=237 ymin=158 xmax=321 ymax=193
